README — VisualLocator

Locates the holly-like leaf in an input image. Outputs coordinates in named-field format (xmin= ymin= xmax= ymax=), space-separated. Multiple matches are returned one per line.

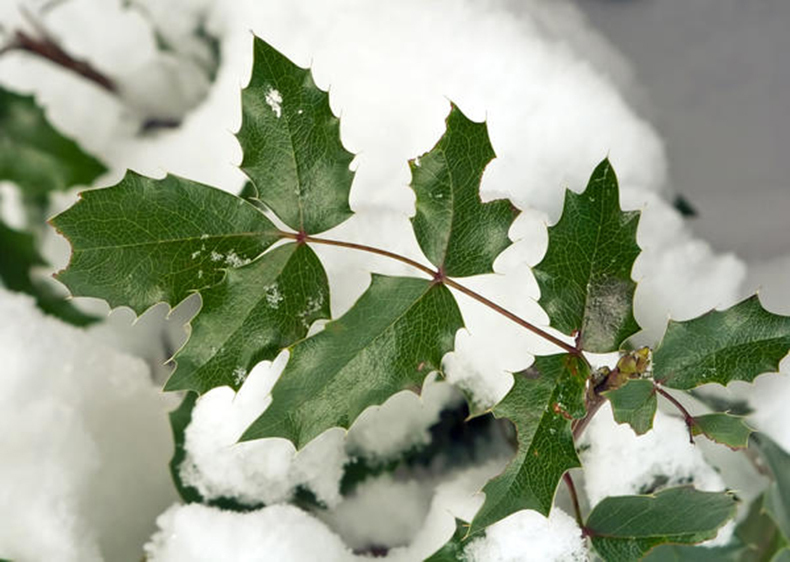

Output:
xmin=586 ymin=487 xmax=737 ymax=562
xmin=0 ymin=220 xmax=98 ymax=325
xmin=237 ymin=36 xmax=354 ymax=234
xmin=240 ymin=274 xmax=463 ymax=448
xmin=752 ymin=433 xmax=790 ymax=542
xmin=51 ymin=172 xmax=281 ymax=315
xmin=166 ymin=243 xmax=330 ymax=393
xmin=733 ymin=492 xmax=789 ymax=562
xmin=533 ymin=159 xmax=641 ymax=352
xmin=691 ymin=413 xmax=752 ymax=450
xmin=469 ymin=354 xmax=587 ymax=534
xmin=424 ymin=519 xmax=470 ymax=562
xmin=604 ymin=378 xmax=657 ymax=435
xmin=409 ymin=104 xmax=517 ymax=277
xmin=0 ymin=87 xmax=106 ymax=196
xmin=653 ymin=295 xmax=790 ymax=390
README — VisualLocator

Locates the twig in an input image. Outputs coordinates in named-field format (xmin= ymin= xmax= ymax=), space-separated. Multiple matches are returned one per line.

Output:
xmin=281 ymin=231 xmax=582 ymax=357
xmin=564 ymin=472 xmax=584 ymax=530
xmin=654 ymin=384 xmax=696 ymax=443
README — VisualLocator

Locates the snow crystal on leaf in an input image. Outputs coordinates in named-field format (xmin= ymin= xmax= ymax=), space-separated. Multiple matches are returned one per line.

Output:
xmin=265 ymin=87 xmax=283 ymax=118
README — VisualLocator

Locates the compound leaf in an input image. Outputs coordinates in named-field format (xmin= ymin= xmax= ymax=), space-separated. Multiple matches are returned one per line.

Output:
xmin=604 ymin=378 xmax=657 ymax=435
xmin=238 ymin=36 xmax=354 ymax=234
xmin=166 ymin=243 xmax=330 ymax=393
xmin=241 ymin=274 xmax=463 ymax=449
xmin=409 ymin=104 xmax=517 ymax=277
xmin=533 ymin=159 xmax=641 ymax=352
xmin=469 ymin=353 xmax=587 ymax=534
xmin=0 ymin=87 xmax=106 ymax=197
xmin=691 ymin=413 xmax=752 ymax=450
xmin=51 ymin=172 xmax=281 ymax=315
xmin=653 ymin=295 xmax=790 ymax=390
xmin=586 ymin=487 xmax=737 ymax=562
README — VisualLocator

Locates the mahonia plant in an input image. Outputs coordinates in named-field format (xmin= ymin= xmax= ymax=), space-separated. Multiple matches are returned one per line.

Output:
xmin=48 ymin=37 xmax=790 ymax=561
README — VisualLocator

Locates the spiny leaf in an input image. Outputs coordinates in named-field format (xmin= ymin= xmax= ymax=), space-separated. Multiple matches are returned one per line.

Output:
xmin=240 ymin=274 xmax=463 ymax=449
xmin=0 ymin=87 xmax=106 ymax=196
xmin=653 ymin=294 xmax=790 ymax=390
xmin=604 ymin=378 xmax=657 ymax=435
xmin=0 ymin=220 xmax=98 ymax=325
xmin=409 ymin=104 xmax=517 ymax=277
xmin=237 ymin=36 xmax=354 ymax=234
xmin=166 ymin=243 xmax=330 ymax=393
xmin=752 ymin=433 xmax=790 ymax=542
xmin=424 ymin=519 xmax=470 ymax=562
xmin=586 ymin=487 xmax=737 ymax=562
xmin=469 ymin=354 xmax=587 ymax=534
xmin=51 ymin=172 xmax=281 ymax=315
xmin=533 ymin=159 xmax=641 ymax=352
xmin=691 ymin=413 xmax=752 ymax=450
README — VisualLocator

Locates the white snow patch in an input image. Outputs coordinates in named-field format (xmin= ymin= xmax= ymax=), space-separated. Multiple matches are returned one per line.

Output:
xmin=265 ymin=87 xmax=284 ymax=118
xmin=464 ymin=508 xmax=587 ymax=562
xmin=224 ymin=249 xmax=251 ymax=268
xmin=179 ymin=354 xmax=347 ymax=507
xmin=263 ymin=283 xmax=284 ymax=308
xmin=145 ymin=503 xmax=354 ymax=562
xmin=581 ymin=403 xmax=725 ymax=506
xmin=210 ymin=250 xmax=223 ymax=262
xmin=0 ymin=288 xmax=176 ymax=561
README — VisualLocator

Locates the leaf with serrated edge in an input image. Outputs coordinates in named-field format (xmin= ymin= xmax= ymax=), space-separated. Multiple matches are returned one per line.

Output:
xmin=753 ymin=433 xmax=790 ymax=542
xmin=0 ymin=87 xmax=106 ymax=196
xmin=654 ymin=294 xmax=790 ymax=390
xmin=166 ymin=243 xmax=330 ymax=393
xmin=424 ymin=519 xmax=470 ymax=562
xmin=51 ymin=172 xmax=281 ymax=315
xmin=240 ymin=274 xmax=463 ymax=449
xmin=237 ymin=36 xmax=354 ymax=234
xmin=409 ymin=104 xmax=517 ymax=277
xmin=691 ymin=413 xmax=752 ymax=450
xmin=586 ymin=487 xmax=737 ymax=562
xmin=533 ymin=159 xmax=641 ymax=352
xmin=604 ymin=378 xmax=657 ymax=435
xmin=469 ymin=354 xmax=587 ymax=534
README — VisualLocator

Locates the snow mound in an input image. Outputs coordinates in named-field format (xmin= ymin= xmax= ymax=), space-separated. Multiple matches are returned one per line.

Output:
xmin=179 ymin=353 xmax=348 ymax=507
xmin=145 ymin=503 xmax=355 ymax=562
xmin=581 ymin=403 xmax=725 ymax=506
xmin=464 ymin=508 xmax=587 ymax=562
xmin=0 ymin=288 xmax=175 ymax=561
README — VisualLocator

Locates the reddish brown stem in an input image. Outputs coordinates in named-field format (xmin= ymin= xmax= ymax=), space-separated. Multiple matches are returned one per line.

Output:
xmin=654 ymin=385 xmax=696 ymax=443
xmin=284 ymin=231 xmax=581 ymax=357
xmin=4 ymin=30 xmax=116 ymax=93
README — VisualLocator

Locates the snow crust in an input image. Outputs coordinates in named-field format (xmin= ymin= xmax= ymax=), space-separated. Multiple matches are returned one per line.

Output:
xmin=581 ymin=403 xmax=725 ymax=506
xmin=464 ymin=508 xmax=587 ymax=562
xmin=0 ymin=288 xmax=176 ymax=561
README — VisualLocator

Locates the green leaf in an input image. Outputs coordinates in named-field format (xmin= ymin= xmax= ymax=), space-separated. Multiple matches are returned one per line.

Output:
xmin=469 ymin=354 xmax=587 ymax=534
xmin=240 ymin=274 xmax=463 ymax=448
xmin=51 ymin=172 xmax=281 ymax=315
xmin=533 ymin=159 xmax=641 ymax=352
xmin=0 ymin=220 xmax=98 ymax=325
xmin=653 ymin=295 xmax=790 ymax=390
xmin=752 ymin=434 xmax=790 ymax=542
xmin=604 ymin=378 xmax=657 ymax=435
xmin=424 ymin=519 xmax=470 ymax=562
xmin=0 ymin=87 xmax=106 ymax=196
xmin=586 ymin=487 xmax=737 ymax=562
xmin=734 ymin=493 xmax=789 ymax=562
xmin=409 ymin=104 xmax=517 ymax=277
xmin=773 ymin=549 xmax=790 ymax=562
xmin=237 ymin=36 xmax=354 ymax=234
xmin=166 ymin=243 xmax=330 ymax=393
xmin=691 ymin=413 xmax=752 ymax=450
xmin=641 ymin=542 xmax=746 ymax=562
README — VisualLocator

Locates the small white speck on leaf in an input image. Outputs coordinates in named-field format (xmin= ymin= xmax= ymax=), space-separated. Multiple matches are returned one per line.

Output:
xmin=265 ymin=88 xmax=283 ymax=118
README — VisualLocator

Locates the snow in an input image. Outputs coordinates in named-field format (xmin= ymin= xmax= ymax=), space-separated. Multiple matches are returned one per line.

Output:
xmin=145 ymin=503 xmax=355 ymax=561
xmin=0 ymin=0 xmax=782 ymax=559
xmin=179 ymin=353 xmax=348 ymax=507
xmin=464 ymin=508 xmax=587 ymax=562
xmin=0 ymin=288 xmax=176 ymax=561
xmin=580 ymin=403 xmax=725 ymax=507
